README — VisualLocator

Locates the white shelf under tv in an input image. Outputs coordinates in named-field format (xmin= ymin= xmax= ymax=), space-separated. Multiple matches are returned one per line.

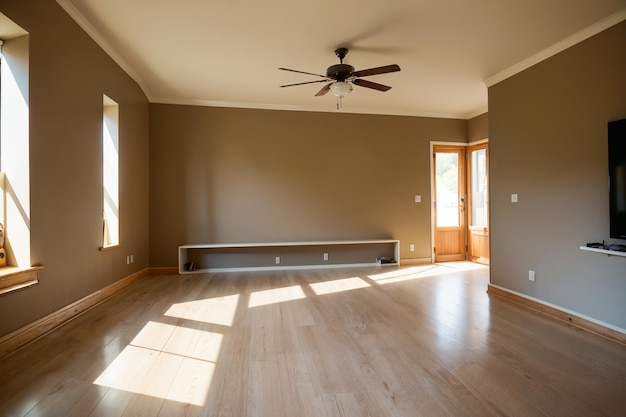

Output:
xmin=579 ymin=246 xmax=626 ymax=257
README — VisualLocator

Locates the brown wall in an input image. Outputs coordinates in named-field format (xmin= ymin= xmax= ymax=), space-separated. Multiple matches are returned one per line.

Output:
xmin=149 ymin=105 xmax=467 ymax=267
xmin=468 ymin=113 xmax=488 ymax=142
xmin=489 ymin=21 xmax=626 ymax=329
xmin=0 ymin=1 xmax=150 ymax=336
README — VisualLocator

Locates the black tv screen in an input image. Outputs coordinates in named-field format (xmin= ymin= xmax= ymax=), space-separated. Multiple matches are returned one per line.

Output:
xmin=609 ymin=118 xmax=626 ymax=240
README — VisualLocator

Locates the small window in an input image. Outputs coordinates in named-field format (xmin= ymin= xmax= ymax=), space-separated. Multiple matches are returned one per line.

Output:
xmin=102 ymin=95 xmax=119 ymax=248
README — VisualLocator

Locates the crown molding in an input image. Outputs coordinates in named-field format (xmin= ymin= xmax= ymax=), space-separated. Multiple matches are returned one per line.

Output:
xmin=486 ymin=8 xmax=626 ymax=87
xmin=151 ymin=96 xmax=468 ymax=119
xmin=463 ymin=106 xmax=489 ymax=120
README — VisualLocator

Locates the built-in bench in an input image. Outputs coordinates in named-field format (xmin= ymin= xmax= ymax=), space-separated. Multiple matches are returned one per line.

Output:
xmin=178 ymin=239 xmax=400 ymax=274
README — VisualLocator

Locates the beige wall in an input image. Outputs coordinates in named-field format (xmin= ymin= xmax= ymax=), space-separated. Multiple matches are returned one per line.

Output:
xmin=149 ymin=105 xmax=467 ymax=267
xmin=489 ymin=21 xmax=626 ymax=329
xmin=0 ymin=0 xmax=150 ymax=336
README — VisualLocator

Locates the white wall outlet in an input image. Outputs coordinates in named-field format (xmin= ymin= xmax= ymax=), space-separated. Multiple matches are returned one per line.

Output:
xmin=323 ymin=253 xmax=329 ymax=261
xmin=511 ymin=193 xmax=519 ymax=203
xmin=410 ymin=244 xmax=415 ymax=252
xmin=275 ymin=256 xmax=281 ymax=264
xmin=529 ymin=270 xmax=536 ymax=282
xmin=415 ymin=195 xmax=421 ymax=203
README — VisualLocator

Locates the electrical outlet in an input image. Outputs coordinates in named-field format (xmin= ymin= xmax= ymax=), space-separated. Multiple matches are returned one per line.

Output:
xmin=323 ymin=253 xmax=329 ymax=261
xmin=511 ymin=193 xmax=519 ymax=203
xmin=410 ymin=244 xmax=415 ymax=252
xmin=275 ymin=256 xmax=281 ymax=264
xmin=415 ymin=195 xmax=421 ymax=203
xmin=529 ymin=270 xmax=536 ymax=282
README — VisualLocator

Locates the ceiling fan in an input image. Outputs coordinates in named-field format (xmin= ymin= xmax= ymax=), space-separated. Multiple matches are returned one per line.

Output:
xmin=279 ymin=48 xmax=400 ymax=108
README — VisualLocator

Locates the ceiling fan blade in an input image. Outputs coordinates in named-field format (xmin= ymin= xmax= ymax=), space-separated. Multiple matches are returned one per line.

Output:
xmin=352 ymin=64 xmax=400 ymax=78
xmin=315 ymin=83 xmax=331 ymax=96
xmin=353 ymin=78 xmax=392 ymax=92
xmin=278 ymin=67 xmax=327 ymax=78
xmin=280 ymin=79 xmax=329 ymax=88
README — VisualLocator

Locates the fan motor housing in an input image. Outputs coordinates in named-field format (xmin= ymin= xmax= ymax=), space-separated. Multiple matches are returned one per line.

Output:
xmin=326 ymin=64 xmax=354 ymax=80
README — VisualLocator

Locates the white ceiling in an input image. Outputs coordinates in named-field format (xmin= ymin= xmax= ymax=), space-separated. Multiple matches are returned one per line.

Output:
xmin=58 ymin=0 xmax=626 ymax=119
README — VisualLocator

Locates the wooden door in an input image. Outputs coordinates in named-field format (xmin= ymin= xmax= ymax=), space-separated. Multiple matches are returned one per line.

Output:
xmin=433 ymin=146 xmax=467 ymax=262
xmin=467 ymin=143 xmax=490 ymax=264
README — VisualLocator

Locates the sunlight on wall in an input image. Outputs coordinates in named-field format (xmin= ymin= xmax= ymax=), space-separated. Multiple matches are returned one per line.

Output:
xmin=0 ymin=32 xmax=30 ymax=267
xmin=165 ymin=294 xmax=240 ymax=326
xmin=309 ymin=276 xmax=370 ymax=295
xmin=248 ymin=285 xmax=306 ymax=308
xmin=94 ymin=321 xmax=222 ymax=406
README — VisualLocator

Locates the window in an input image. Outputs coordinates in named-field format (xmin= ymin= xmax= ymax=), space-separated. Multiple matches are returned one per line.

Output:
xmin=102 ymin=95 xmax=119 ymax=248
xmin=0 ymin=13 xmax=38 ymax=294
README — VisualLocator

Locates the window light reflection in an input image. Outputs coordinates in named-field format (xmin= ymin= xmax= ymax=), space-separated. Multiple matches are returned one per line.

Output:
xmin=369 ymin=262 xmax=485 ymax=284
xmin=248 ymin=285 xmax=306 ymax=308
xmin=165 ymin=294 xmax=240 ymax=326
xmin=309 ymin=276 xmax=370 ymax=295
xmin=368 ymin=265 xmax=439 ymax=284
xmin=94 ymin=321 xmax=221 ymax=406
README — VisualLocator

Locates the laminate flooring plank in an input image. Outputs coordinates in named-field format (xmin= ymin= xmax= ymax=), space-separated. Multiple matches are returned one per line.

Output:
xmin=22 ymin=376 xmax=107 ymax=417
xmin=88 ymin=387 xmax=135 ymax=417
xmin=456 ymin=362 xmax=553 ymax=417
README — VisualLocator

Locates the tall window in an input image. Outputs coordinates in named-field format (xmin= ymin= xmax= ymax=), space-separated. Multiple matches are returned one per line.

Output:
xmin=102 ymin=95 xmax=119 ymax=248
xmin=0 ymin=14 xmax=30 ymax=268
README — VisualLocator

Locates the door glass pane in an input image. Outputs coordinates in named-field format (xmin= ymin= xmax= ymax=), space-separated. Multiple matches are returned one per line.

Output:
xmin=436 ymin=152 xmax=459 ymax=227
xmin=471 ymin=148 xmax=488 ymax=227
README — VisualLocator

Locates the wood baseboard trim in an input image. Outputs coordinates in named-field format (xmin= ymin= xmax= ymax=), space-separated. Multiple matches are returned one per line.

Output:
xmin=487 ymin=284 xmax=625 ymax=346
xmin=150 ymin=266 xmax=179 ymax=275
xmin=0 ymin=268 xmax=150 ymax=359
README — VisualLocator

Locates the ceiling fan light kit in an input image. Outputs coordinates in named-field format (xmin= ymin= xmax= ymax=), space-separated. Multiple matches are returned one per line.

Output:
xmin=279 ymin=47 xmax=400 ymax=110
xmin=330 ymin=81 xmax=352 ymax=98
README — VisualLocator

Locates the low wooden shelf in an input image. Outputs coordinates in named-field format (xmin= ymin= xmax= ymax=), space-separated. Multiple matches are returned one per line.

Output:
xmin=178 ymin=239 xmax=400 ymax=274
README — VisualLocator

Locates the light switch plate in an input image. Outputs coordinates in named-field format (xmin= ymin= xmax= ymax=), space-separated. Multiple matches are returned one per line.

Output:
xmin=511 ymin=193 xmax=518 ymax=203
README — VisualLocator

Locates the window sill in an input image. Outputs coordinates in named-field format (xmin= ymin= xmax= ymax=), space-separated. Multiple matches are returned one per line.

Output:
xmin=100 ymin=244 xmax=120 ymax=251
xmin=0 ymin=266 xmax=44 ymax=296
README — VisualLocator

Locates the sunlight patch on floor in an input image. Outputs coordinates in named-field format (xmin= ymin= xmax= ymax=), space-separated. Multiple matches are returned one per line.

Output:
xmin=249 ymin=285 xmax=306 ymax=308
xmin=165 ymin=294 xmax=240 ymax=326
xmin=368 ymin=265 xmax=439 ymax=284
xmin=309 ymin=276 xmax=371 ymax=295
xmin=94 ymin=321 xmax=222 ymax=406
xmin=369 ymin=262 xmax=487 ymax=284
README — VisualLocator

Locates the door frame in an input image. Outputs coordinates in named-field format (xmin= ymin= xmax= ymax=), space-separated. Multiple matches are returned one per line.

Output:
xmin=430 ymin=139 xmax=489 ymax=263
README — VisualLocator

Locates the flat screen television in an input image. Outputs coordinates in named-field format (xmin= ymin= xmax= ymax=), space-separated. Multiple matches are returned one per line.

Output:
xmin=609 ymin=118 xmax=626 ymax=240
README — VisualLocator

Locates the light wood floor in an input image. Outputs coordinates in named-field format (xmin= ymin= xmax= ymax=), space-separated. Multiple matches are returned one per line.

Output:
xmin=0 ymin=262 xmax=625 ymax=417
